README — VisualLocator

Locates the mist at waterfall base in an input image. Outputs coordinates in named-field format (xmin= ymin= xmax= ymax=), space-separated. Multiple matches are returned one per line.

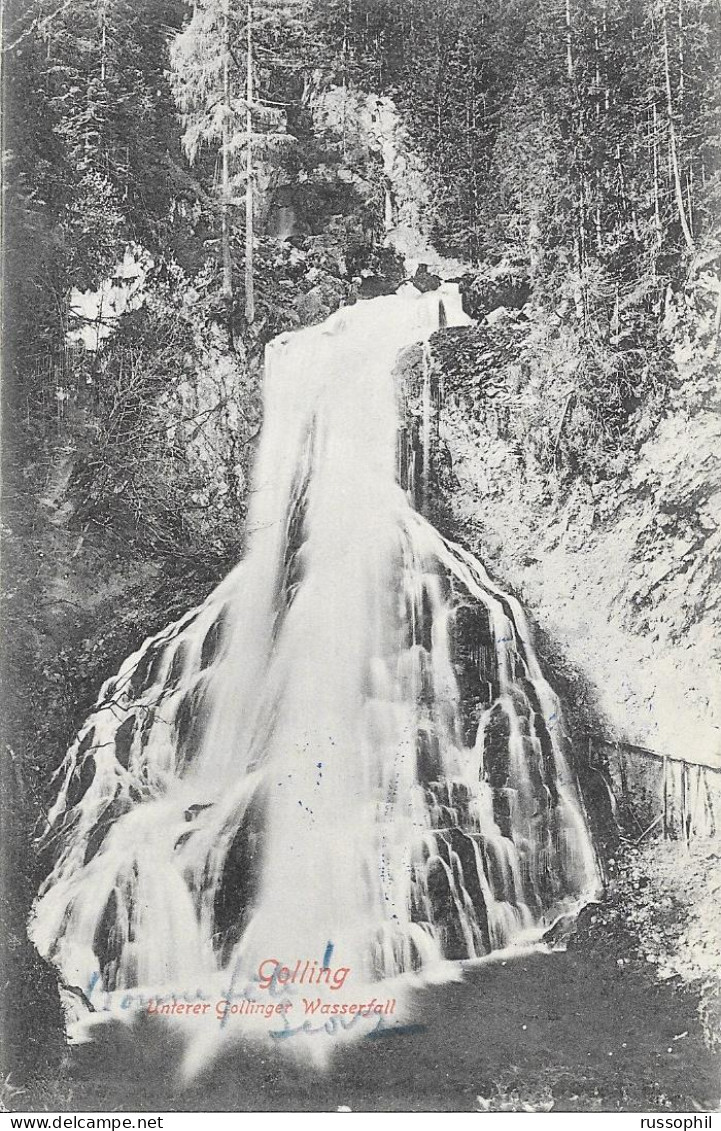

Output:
xmin=31 ymin=284 xmax=600 ymax=1071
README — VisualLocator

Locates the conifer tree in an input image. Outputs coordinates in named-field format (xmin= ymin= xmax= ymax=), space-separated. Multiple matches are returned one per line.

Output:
xmin=170 ymin=0 xmax=307 ymax=329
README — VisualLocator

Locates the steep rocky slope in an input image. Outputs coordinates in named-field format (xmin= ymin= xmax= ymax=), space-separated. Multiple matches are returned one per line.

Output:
xmin=420 ymin=294 xmax=721 ymax=766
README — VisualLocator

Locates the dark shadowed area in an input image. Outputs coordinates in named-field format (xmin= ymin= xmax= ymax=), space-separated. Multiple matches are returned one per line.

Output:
xmin=18 ymin=952 xmax=720 ymax=1113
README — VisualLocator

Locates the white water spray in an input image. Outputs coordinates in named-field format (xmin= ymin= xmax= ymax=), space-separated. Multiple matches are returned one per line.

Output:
xmin=31 ymin=284 xmax=600 ymax=1060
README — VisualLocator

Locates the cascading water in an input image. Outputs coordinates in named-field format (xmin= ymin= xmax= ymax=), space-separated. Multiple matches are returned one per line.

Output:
xmin=31 ymin=283 xmax=600 ymax=1058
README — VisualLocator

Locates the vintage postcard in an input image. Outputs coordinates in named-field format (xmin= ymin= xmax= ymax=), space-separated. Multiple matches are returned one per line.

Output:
xmin=1 ymin=0 xmax=720 ymax=1116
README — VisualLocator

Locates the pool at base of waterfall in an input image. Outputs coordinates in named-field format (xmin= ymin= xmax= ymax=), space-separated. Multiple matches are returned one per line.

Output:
xmin=16 ymin=948 xmax=719 ymax=1113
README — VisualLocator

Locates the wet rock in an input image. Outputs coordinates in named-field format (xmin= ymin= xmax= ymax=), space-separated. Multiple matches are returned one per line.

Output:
xmin=358 ymin=275 xmax=395 ymax=298
xmin=174 ymin=679 xmax=213 ymax=772
xmin=416 ymin=728 xmax=442 ymax=783
xmin=213 ymin=796 xmax=266 ymax=964
xmin=425 ymin=856 xmax=467 ymax=959
xmin=491 ymin=787 xmax=513 ymax=839
xmin=79 ymin=748 xmax=97 ymax=789
xmin=411 ymin=264 xmax=441 ymax=293
xmin=184 ymin=802 xmax=212 ymax=822
xmin=138 ymin=707 xmax=156 ymax=754
xmin=77 ymin=727 xmax=96 ymax=758
xmin=200 ymin=605 xmax=229 ymax=670
xmin=542 ymin=911 xmax=578 ymax=951
xmin=83 ymin=792 xmax=133 ymax=865
xmin=93 ymin=888 xmax=131 ymax=992
xmin=481 ymin=835 xmax=520 ymax=905
xmin=127 ymin=644 xmax=161 ymax=698
xmin=450 ymin=603 xmax=498 ymax=745
xmin=483 ymin=703 xmax=511 ymax=788
xmin=448 ymin=827 xmax=491 ymax=952
xmin=164 ymin=641 xmax=188 ymax=693
xmin=114 ymin=715 xmax=137 ymax=770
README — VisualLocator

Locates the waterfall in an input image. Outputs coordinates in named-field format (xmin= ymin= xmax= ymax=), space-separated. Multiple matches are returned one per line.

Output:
xmin=30 ymin=283 xmax=600 ymax=1052
xmin=384 ymin=183 xmax=394 ymax=231
xmin=420 ymin=341 xmax=432 ymax=513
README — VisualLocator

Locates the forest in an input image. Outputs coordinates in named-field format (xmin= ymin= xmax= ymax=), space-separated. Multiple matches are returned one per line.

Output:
xmin=1 ymin=0 xmax=720 ymax=1106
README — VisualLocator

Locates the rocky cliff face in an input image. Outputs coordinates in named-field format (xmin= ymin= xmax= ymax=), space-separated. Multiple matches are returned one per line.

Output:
xmin=309 ymin=86 xmax=721 ymax=767
xmin=400 ymin=292 xmax=721 ymax=766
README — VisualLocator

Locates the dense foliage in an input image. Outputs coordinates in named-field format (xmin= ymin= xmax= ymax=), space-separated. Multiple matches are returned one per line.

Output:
xmin=324 ymin=0 xmax=721 ymax=267
xmin=313 ymin=0 xmax=721 ymax=473
xmin=0 ymin=0 xmax=386 ymax=903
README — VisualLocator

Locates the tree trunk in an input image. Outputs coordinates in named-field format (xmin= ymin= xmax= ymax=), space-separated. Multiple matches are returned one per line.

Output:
xmin=221 ymin=0 xmax=233 ymax=305
xmin=602 ymin=1 xmax=610 ymax=111
xmin=565 ymin=0 xmax=574 ymax=82
xmin=341 ymin=0 xmax=349 ymax=158
xmin=652 ymin=104 xmax=662 ymax=245
xmin=594 ymin=17 xmax=601 ymax=121
xmin=678 ymin=0 xmax=684 ymax=104
xmin=661 ymin=0 xmax=695 ymax=253
xmin=573 ymin=184 xmax=586 ymax=326
xmin=245 ymin=0 xmax=255 ymax=326
xmin=100 ymin=4 xmax=107 ymax=84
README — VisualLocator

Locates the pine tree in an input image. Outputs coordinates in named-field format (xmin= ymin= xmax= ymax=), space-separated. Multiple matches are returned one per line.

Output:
xmin=2 ymin=0 xmax=184 ymax=415
xmin=170 ymin=0 xmax=308 ymax=329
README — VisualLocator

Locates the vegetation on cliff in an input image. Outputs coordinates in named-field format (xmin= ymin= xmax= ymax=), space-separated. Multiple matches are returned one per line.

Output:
xmin=1 ymin=0 xmax=719 ymax=1096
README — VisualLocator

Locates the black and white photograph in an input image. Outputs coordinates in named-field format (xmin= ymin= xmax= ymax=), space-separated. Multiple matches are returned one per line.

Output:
xmin=1 ymin=0 xmax=720 ymax=1115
